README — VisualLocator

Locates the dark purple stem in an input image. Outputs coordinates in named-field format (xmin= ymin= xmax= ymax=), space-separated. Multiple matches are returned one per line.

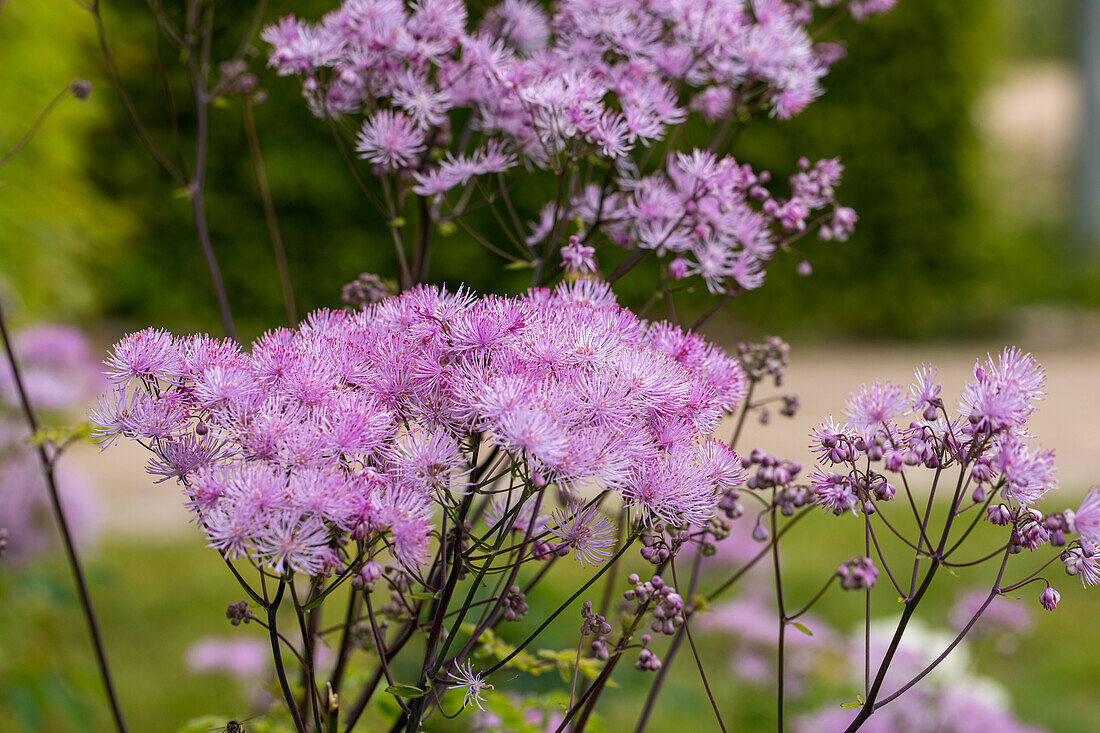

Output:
xmin=0 ymin=302 xmax=129 ymax=732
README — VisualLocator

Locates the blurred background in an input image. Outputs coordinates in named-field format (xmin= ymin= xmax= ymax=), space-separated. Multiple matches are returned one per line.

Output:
xmin=2 ymin=0 xmax=1100 ymax=731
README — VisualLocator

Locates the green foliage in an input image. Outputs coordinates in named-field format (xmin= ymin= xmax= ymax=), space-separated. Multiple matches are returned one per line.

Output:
xmin=61 ymin=0 xmax=1004 ymax=340
xmin=721 ymin=0 xmax=1002 ymax=338
xmin=0 ymin=1 xmax=138 ymax=325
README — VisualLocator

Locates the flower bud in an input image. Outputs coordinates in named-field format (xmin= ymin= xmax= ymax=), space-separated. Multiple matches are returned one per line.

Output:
xmin=1039 ymin=586 xmax=1060 ymax=611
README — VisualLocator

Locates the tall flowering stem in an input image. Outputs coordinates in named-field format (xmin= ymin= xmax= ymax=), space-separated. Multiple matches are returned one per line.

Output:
xmin=0 ymin=300 xmax=129 ymax=733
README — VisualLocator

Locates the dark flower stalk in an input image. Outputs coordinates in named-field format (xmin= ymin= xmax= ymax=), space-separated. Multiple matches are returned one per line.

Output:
xmin=0 ymin=300 xmax=128 ymax=733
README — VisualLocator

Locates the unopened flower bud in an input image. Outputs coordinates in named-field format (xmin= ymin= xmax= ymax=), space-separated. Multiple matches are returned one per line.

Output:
xmin=226 ymin=601 xmax=252 ymax=626
xmin=1039 ymin=586 xmax=1060 ymax=611
xmin=837 ymin=556 xmax=878 ymax=590
xmin=70 ymin=79 xmax=92 ymax=100
xmin=987 ymin=504 xmax=1012 ymax=526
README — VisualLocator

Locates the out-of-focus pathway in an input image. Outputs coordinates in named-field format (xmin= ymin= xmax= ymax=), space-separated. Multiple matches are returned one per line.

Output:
xmin=72 ymin=340 xmax=1100 ymax=538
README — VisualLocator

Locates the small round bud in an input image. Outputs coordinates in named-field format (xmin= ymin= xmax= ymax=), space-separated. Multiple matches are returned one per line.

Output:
xmin=1039 ymin=586 xmax=1060 ymax=611
xmin=70 ymin=79 xmax=92 ymax=100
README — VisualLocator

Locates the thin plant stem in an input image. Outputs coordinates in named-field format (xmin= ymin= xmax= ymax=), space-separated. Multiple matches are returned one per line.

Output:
xmin=290 ymin=581 xmax=324 ymax=732
xmin=670 ymin=557 xmax=727 ymax=733
xmin=707 ymin=506 xmax=812 ymax=602
xmin=242 ymin=98 xmax=297 ymax=326
xmin=0 ymin=86 xmax=72 ymax=170
xmin=729 ymin=381 xmax=757 ymax=448
xmin=634 ymin=541 xmax=707 ymax=732
xmin=267 ymin=581 xmax=308 ymax=733
xmin=90 ymin=0 xmax=185 ymax=183
xmin=328 ymin=588 xmax=361 ymax=701
xmin=486 ymin=535 xmax=639 ymax=676
xmin=0 ymin=302 xmax=129 ymax=732
xmin=185 ymin=0 xmax=237 ymax=339
xmin=875 ymin=549 xmax=1011 ymax=709
xmin=770 ymin=504 xmax=786 ymax=732
xmin=342 ymin=619 xmax=418 ymax=732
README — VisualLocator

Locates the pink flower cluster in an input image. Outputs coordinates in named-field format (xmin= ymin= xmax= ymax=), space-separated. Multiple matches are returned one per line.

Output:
xmin=91 ymin=281 xmax=746 ymax=576
xmin=809 ymin=348 xmax=1056 ymax=513
xmin=544 ymin=150 xmax=854 ymax=293
xmin=262 ymin=0 xmax=884 ymax=294
xmin=264 ymin=0 xmax=892 ymax=127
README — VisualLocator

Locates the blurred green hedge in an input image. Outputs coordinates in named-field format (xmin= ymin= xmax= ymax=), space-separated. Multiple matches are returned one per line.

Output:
xmin=3 ymin=0 xmax=1016 ymax=339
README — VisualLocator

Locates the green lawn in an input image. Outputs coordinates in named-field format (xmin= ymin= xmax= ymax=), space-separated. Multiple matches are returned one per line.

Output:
xmin=2 ymin=508 xmax=1097 ymax=732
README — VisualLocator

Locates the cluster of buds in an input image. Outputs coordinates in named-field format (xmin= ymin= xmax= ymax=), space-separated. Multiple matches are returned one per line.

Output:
xmin=225 ymin=601 xmax=253 ymax=626
xmin=836 ymin=557 xmax=879 ymax=590
xmin=742 ymin=449 xmax=803 ymax=491
xmin=213 ymin=59 xmax=260 ymax=98
xmin=1010 ymin=508 xmax=1051 ymax=553
xmin=352 ymin=560 xmax=384 ymax=592
xmin=581 ymin=601 xmax=612 ymax=660
xmin=1042 ymin=512 xmax=1071 ymax=547
xmin=0 ymin=528 xmax=7 ymax=559
xmin=639 ymin=524 xmax=688 ymax=565
xmin=774 ymin=484 xmax=814 ymax=517
xmin=501 ymin=586 xmax=529 ymax=622
xmin=882 ymin=424 xmax=945 ymax=470
xmin=625 ymin=574 xmax=684 ymax=635
xmin=340 ymin=272 xmax=393 ymax=308
xmin=737 ymin=337 xmax=790 ymax=386
xmin=635 ymin=634 xmax=661 ymax=672
xmin=718 ymin=486 xmax=745 ymax=522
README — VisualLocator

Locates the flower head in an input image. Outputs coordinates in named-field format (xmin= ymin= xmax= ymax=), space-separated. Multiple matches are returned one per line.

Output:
xmin=550 ymin=502 xmax=616 ymax=567
xmin=445 ymin=661 xmax=492 ymax=710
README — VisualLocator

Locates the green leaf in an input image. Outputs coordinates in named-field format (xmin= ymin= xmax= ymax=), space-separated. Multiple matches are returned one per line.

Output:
xmin=388 ymin=216 xmax=407 ymax=229
xmin=503 ymin=260 xmax=536 ymax=270
xmin=840 ymin=695 xmax=865 ymax=710
xmin=407 ymin=591 xmax=438 ymax=600
xmin=791 ymin=622 xmax=813 ymax=636
xmin=385 ymin=684 xmax=428 ymax=699
xmin=29 ymin=423 xmax=93 ymax=449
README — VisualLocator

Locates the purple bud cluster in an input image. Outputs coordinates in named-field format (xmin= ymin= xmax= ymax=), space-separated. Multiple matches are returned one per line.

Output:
xmin=341 ymin=272 xmax=394 ymax=308
xmin=501 ymin=585 xmax=529 ymax=622
xmin=639 ymin=524 xmax=684 ymax=565
xmin=581 ymin=600 xmax=612 ymax=660
xmin=737 ymin=337 xmax=790 ymax=386
xmin=91 ymin=281 xmax=747 ymax=577
xmin=635 ymin=634 xmax=661 ymax=671
xmin=352 ymin=560 xmax=385 ymax=591
xmin=225 ymin=601 xmax=253 ymax=626
xmin=742 ymin=449 xmax=802 ymax=491
xmin=625 ymin=573 xmax=684 ymax=636
xmin=836 ymin=556 xmax=878 ymax=590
